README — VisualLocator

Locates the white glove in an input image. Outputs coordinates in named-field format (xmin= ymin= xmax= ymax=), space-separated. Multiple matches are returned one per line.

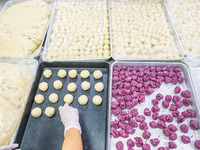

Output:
xmin=59 ymin=103 xmax=81 ymax=135
xmin=0 ymin=144 xmax=19 ymax=150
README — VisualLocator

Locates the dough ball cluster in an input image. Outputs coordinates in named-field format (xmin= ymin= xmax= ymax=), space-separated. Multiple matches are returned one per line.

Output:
xmin=45 ymin=0 xmax=110 ymax=60
xmin=166 ymin=0 xmax=200 ymax=55
xmin=111 ymin=1 xmax=180 ymax=59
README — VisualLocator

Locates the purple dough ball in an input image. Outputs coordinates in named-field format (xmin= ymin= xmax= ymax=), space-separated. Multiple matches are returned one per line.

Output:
xmin=111 ymin=128 xmax=119 ymax=138
xmin=149 ymin=121 xmax=158 ymax=128
xmin=134 ymin=137 xmax=143 ymax=147
xmin=151 ymin=106 xmax=160 ymax=113
xmin=142 ymin=130 xmax=151 ymax=140
xmin=152 ymin=112 xmax=159 ymax=120
xmin=172 ymin=110 xmax=180 ymax=117
xmin=157 ymin=121 xmax=166 ymax=129
xmin=163 ymin=127 xmax=171 ymax=137
xmin=168 ymin=124 xmax=178 ymax=132
xmin=172 ymin=95 xmax=181 ymax=103
xmin=156 ymin=93 xmax=164 ymax=100
xmin=170 ymin=104 xmax=177 ymax=111
xmin=158 ymin=147 xmax=170 ymax=150
xmin=166 ymin=114 xmax=173 ymax=123
xmin=152 ymin=99 xmax=159 ymax=105
xmin=129 ymin=119 xmax=138 ymax=128
xmin=181 ymin=90 xmax=191 ymax=98
xmin=181 ymin=111 xmax=190 ymax=118
xmin=168 ymin=142 xmax=177 ymax=149
xmin=175 ymin=100 xmax=183 ymax=108
xmin=165 ymin=95 xmax=172 ymax=102
xmin=142 ymin=143 xmax=150 ymax=150
xmin=139 ymin=122 xmax=148 ymax=130
xmin=180 ymin=124 xmax=189 ymax=133
xmin=187 ymin=109 xmax=196 ymax=117
xmin=150 ymin=138 xmax=160 ymax=147
xmin=177 ymin=115 xmax=185 ymax=124
xmin=190 ymin=119 xmax=199 ymax=130
xmin=183 ymin=98 xmax=191 ymax=106
xmin=174 ymin=86 xmax=181 ymax=94
xmin=159 ymin=114 xmax=167 ymax=122
xmin=169 ymin=133 xmax=177 ymax=141
xmin=126 ymin=125 xmax=136 ymax=134
xmin=116 ymin=141 xmax=124 ymax=150
xmin=127 ymin=139 xmax=135 ymax=148
xmin=128 ymin=148 xmax=134 ymax=150
xmin=181 ymin=135 xmax=191 ymax=144
xmin=111 ymin=120 xmax=119 ymax=128
xmin=144 ymin=108 xmax=151 ymax=116
xmin=162 ymin=101 xmax=170 ymax=108
xmin=130 ymin=108 xmax=138 ymax=117
xmin=135 ymin=115 xmax=145 ymax=122
xmin=194 ymin=140 xmax=200 ymax=149
xmin=119 ymin=129 xmax=129 ymax=138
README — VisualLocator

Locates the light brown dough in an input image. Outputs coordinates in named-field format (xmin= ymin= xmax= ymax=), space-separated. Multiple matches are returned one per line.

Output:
xmin=68 ymin=69 xmax=77 ymax=78
xmin=64 ymin=94 xmax=74 ymax=104
xmin=43 ymin=69 xmax=52 ymax=78
xmin=58 ymin=69 xmax=67 ymax=78
xmin=31 ymin=107 xmax=42 ymax=118
xmin=67 ymin=82 xmax=77 ymax=92
xmin=39 ymin=82 xmax=48 ymax=92
xmin=81 ymin=81 xmax=90 ymax=91
xmin=78 ymin=95 xmax=88 ymax=105
xmin=93 ymin=70 xmax=103 ymax=79
xmin=95 ymin=82 xmax=104 ymax=92
xmin=45 ymin=107 xmax=55 ymax=118
xmin=34 ymin=94 xmax=44 ymax=104
xmin=49 ymin=93 xmax=58 ymax=103
xmin=80 ymin=70 xmax=90 ymax=78
xmin=92 ymin=95 xmax=102 ymax=105
xmin=53 ymin=80 xmax=63 ymax=90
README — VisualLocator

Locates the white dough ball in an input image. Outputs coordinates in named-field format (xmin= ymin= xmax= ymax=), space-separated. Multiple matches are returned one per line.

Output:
xmin=31 ymin=107 xmax=42 ymax=118
xmin=45 ymin=107 xmax=55 ymax=118
xmin=93 ymin=70 xmax=103 ymax=79
xmin=78 ymin=95 xmax=88 ymax=105
xmin=53 ymin=80 xmax=63 ymax=89
xmin=92 ymin=95 xmax=102 ymax=105
xmin=95 ymin=82 xmax=104 ymax=92
xmin=67 ymin=82 xmax=77 ymax=92
xmin=64 ymin=94 xmax=74 ymax=104
xmin=39 ymin=82 xmax=48 ymax=92
xmin=49 ymin=93 xmax=59 ymax=103
xmin=58 ymin=69 xmax=67 ymax=78
xmin=81 ymin=81 xmax=90 ymax=91
xmin=68 ymin=69 xmax=78 ymax=78
xmin=34 ymin=94 xmax=44 ymax=104
xmin=43 ymin=69 xmax=52 ymax=78
xmin=80 ymin=70 xmax=90 ymax=78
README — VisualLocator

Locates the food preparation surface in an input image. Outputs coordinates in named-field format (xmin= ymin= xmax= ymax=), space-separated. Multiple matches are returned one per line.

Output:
xmin=15 ymin=62 xmax=109 ymax=150
xmin=108 ymin=62 xmax=200 ymax=150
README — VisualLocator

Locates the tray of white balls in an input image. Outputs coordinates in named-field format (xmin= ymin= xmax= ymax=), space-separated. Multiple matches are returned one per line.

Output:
xmin=107 ymin=62 xmax=200 ymax=150
xmin=14 ymin=61 xmax=110 ymax=150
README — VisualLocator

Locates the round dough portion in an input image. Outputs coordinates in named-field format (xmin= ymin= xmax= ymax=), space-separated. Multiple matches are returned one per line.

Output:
xmin=92 ymin=95 xmax=102 ymax=105
xmin=58 ymin=69 xmax=67 ymax=78
xmin=34 ymin=94 xmax=44 ymax=104
xmin=67 ymin=82 xmax=77 ymax=92
xmin=93 ymin=70 xmax=103 ymax=79
xmin=49 ymin=93 xmax=59 ymax=103
xmin=53 ymin=80 xmax=63 ymax=89
xmin=78 ymin=95 xmax=88 ymax=105
xmin=68 ymin=69 xmax=77 ymax=78
xmin=64 ymin=94 xmax=74 ymax=104
xmin=43 ymin=69 xmax=52 ymax=78
xmin=95 ymin=82 xmax=104 ymax=92
xmin=45 ymin=107 xmax=55 ymax=118
xmin=39 ymin=82 xmax=48 ymax=92
xmin=31 ymin=107 xmax=42 ymax=118
xmin=80 ymin=70 xmax=90 ymax=78
xmin=81 ymin=81 xmax=90 ymax=91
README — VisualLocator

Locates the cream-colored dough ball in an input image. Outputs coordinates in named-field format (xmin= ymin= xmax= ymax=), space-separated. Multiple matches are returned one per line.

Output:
xmin=34 ymin=94 xmax=44 ymax=104
xmin=78 ymin=95 xmax=88 ymax=105
xmin=58 ymin=69 xmax=67 ymax=78
xmin=53 ymin=80 xmax=63 ymax=89
xmin=81 ymin=81 xmax=90 ymax=91
xmin=80 ymin=70 xmax=90 ymax=78
xmin=92 ymin=95 xmax=102 ymax=105
xmin=68 ymin=69 xmax=77 ymax=78
xmin=43 ymin=69 xmax=52 ymax=78
xmin=67 ymin=82 xmax=77 ymax=92
xmin=39 ymin=82 xmax=48 ymax=92
xmin=64 ymin=94 xmax=74 ymax=104
xmin=95 ymin=82 xmax=104 ymax=92
xmin=93 ymin=70 xmax=103 ymax=79
xmin=45 ymin=107 xmax=55 ymax=118
xmin=31 ymin=107 xmax=42 ymax=118
xmin=49 ymin=93 xmax=59 ymax=103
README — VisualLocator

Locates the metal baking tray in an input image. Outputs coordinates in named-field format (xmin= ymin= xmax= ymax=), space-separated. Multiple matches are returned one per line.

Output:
xmin=15 ymin=62 xmax=110 ymax=150
xmin=107 ymin=61 xmax=200 ymax=150
xmin=109 ymin=0 xmax=184 ymax=61
xmin=0 ymin=0 xmax=55 ymax=59
xmin=42 ymin=0 xmax=111 ymax=62
xmin=0 ymin=58 xmax=38 ymax=146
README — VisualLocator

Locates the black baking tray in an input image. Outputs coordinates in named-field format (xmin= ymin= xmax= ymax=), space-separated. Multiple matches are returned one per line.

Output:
xmin=15 ymin=61 xmax=110 ymax=150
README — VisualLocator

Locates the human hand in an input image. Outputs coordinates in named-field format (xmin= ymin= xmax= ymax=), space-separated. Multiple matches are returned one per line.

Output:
xmin=59 ymin=103 xmax=81 ymax=135
xmin=0 ymin=144 xmax=19 ymax=150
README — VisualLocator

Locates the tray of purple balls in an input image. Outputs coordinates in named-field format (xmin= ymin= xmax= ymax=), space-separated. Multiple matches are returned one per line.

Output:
xmin=107 ymin=62 xmax=200 ymax=150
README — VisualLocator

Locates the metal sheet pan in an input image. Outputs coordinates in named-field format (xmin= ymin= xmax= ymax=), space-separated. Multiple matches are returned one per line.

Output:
xmin=109 ymin=0 xmax=185 ymax=61
xmin=42 ymin=0 xmax=111 ymax=62
xmin=107 ymin=61 xmax=200 ymax=150
xmin=0 ymin=0 xmax=55 ymax=59
xmin=15 ymin=61 xmax=110 ymax=150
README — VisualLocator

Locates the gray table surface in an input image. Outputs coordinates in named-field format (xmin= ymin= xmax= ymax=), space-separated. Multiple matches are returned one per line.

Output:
xmin=0 ymin=0 xmax=8 ymax=10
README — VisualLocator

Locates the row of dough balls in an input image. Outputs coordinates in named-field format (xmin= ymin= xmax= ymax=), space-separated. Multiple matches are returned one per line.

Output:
xmin=45 ymin=1 xmax=110 ymax=60
xmin=31 ymin=107 xmax=55 ymax=118
xmin=34 ymin=93 xmax=102 ymax=105
xmin=166 ymin=0 xmax=200 ymax=55
xmin=43 ymin=69 xmax=103 ymax=79
xmin=111 ymin=1 xmax=180 ymax=59
xmin=38 ymin=81 xmax=104 ymax=92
